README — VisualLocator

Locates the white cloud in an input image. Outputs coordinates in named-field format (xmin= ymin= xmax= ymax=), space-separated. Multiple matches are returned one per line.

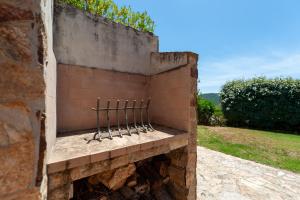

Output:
xmin=199 ymin=52 xmax=300 ymax=93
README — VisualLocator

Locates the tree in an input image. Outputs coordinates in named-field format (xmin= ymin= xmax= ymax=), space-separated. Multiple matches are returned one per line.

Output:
xmin=60 ymin=0 xmax=155 ymax=32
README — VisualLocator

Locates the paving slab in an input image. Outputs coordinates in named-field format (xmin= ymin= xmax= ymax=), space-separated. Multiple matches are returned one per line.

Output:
xmin=197 ymin=146 xmax=300 ymax=200
xmin=47 ymin=126 xmax=187 ymax=174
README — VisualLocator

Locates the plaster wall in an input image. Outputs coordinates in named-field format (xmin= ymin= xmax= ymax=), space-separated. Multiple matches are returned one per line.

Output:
xmin=149 ymin=66 xmax=190 ymax=132
xmin=57 ymin=64 xmax=149 ymax=133
xmin=57 ymin=53 xmax=193 ymax=134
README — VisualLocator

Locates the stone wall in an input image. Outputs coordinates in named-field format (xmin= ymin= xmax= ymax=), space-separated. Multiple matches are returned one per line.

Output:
xmin=54 ymin=3 xmax=159 ymax=75
xmin=0 ymin=0 xmax=56 ymax=199
xmin=186 ymin=54 xmax=198 ymax=200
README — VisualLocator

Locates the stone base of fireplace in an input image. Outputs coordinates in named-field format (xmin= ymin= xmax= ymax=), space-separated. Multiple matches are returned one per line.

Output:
xmin=47 ymin=126 xmax=189 ymax=199
xmin=72 ymin=154 xmax=173 ymax=199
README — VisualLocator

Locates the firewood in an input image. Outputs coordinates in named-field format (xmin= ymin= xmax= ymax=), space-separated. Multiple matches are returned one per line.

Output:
xmin=136 ymin=158 xmax=152 ymax=168
xmin=134 ymin=183 xmax=150 ymax=195
xmin=137 ymin=164 xmax=164 ymax=190
xmin=153 ymin=160 xmax=169 ymax=177
xmin=109 ymin=191 xmax=125 ymax=200
xmin=99 ymin=196 xmax=108 ymax=200
xmin=137 ymin=164 xmax=172 ymax=200
xmin=163 ymin=176 xmax=170 ymax=184
xmin=152 ymin=186 xmax=173 ymax=200
xmin=134 ymin=174 xmax=150 ymax=195
xmin=97 ymin=164 xmax=136 ymax=191
xmin=88 ymin=175 xmax=100 ymax=185
xmin=119 ymin=186 xmax=139 ymax=200
xmin=126 ymin=173 xmax=137 ymax=187
xmin=140 ymin=193 xmax=155 ymax=200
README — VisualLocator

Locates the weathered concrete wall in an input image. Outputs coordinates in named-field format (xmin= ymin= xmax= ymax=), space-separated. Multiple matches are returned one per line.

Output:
xmin=150 ymin=52 xmax=189 ymax=75
xmin=54 ymin=4 xmax=159 ymax=75
xmin=0 ymin=0 xmax=56 ymax=199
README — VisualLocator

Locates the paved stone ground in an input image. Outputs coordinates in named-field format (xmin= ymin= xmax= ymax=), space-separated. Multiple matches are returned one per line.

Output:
xmin=197 ymin=146 xmax=300 ymax=200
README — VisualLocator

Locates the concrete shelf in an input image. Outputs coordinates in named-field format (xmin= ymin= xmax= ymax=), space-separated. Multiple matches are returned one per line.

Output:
xmin=47 ymin=126 xmax=188 ymax=174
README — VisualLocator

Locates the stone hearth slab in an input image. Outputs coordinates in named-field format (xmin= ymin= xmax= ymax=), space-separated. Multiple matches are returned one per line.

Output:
xmin=47 ymin=126 xmax=188 ymax=174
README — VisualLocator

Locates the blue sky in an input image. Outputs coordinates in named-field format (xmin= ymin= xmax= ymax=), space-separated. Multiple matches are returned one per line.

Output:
xmin=114 ymin=0 xmax=300 ymax=93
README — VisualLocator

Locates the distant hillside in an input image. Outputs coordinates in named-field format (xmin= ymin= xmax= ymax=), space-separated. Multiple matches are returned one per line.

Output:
xmin=201 ymin=93 xmax=221 ymax=105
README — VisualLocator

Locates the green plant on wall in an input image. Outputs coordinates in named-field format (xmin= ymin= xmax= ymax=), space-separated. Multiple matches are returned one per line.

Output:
xmin=59 ymin=0 xmax=155 ymax=33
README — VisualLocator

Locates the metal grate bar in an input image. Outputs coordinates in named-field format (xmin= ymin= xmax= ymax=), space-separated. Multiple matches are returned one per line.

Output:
xmin=91 ymin=98 xmax=154 ymax=141
xmin=116 ymin=100 xmax=122 ymax=137
xmin=124 ymin=100 xmax=131 ymax=136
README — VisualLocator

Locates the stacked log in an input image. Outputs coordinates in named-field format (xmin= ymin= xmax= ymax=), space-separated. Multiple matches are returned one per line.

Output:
xmin=72 ymin=156 xmax=173 ymax=200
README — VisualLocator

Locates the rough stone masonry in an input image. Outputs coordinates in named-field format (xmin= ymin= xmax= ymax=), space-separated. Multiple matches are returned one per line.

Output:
xmin=0 ymin=0 xmax=56 ymax=199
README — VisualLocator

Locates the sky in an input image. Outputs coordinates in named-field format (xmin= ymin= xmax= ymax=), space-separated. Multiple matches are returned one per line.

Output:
xmin=114 ymin=0 xmax=300 ymax=93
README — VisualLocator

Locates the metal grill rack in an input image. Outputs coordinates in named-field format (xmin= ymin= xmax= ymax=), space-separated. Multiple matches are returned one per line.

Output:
xmin=91 ymin=98 xmax=155 ymax=141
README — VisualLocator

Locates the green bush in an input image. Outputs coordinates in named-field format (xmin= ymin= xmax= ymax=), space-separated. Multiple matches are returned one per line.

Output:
xmin=58 ymin=0 xmax=155 ymax=33
xmin=209 ymin=105 xmax=226 ymax=126
xmin=214 ymin=105 xmax=223 ymax=117
xmin=197 ymin=96 xmax=216 ymax=125
xmin=220 ymin=77 xmax=300 ymax=132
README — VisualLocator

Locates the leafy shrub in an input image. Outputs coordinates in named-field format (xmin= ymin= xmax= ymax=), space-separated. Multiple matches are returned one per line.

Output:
xmin=58 ymin=0 xmax=155 ymax=33
xmin=220 ymin=77 xmax=300 ymax=132
xmin=197 ymin=96 xmax=216 ymax=125
xmin=209 ymin=105 xmax=226 ymax=126
xmin=214 ymin=105 xmax=223 ymax=117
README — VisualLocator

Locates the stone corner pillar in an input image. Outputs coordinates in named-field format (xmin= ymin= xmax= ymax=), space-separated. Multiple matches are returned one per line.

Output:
xmin=0 ymin=0 xmax=55 ymax=199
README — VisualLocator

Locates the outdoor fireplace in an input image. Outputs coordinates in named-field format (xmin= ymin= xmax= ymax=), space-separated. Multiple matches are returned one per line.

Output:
xmin=47 ymin=4 xmax=198 ymax=200
xmin=88 ymin=98 xmax=155 ymax=141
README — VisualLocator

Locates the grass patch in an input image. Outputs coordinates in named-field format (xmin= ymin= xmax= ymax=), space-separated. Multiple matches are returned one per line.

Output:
xmin=197 ymin=126 xmax=300 ymax=173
